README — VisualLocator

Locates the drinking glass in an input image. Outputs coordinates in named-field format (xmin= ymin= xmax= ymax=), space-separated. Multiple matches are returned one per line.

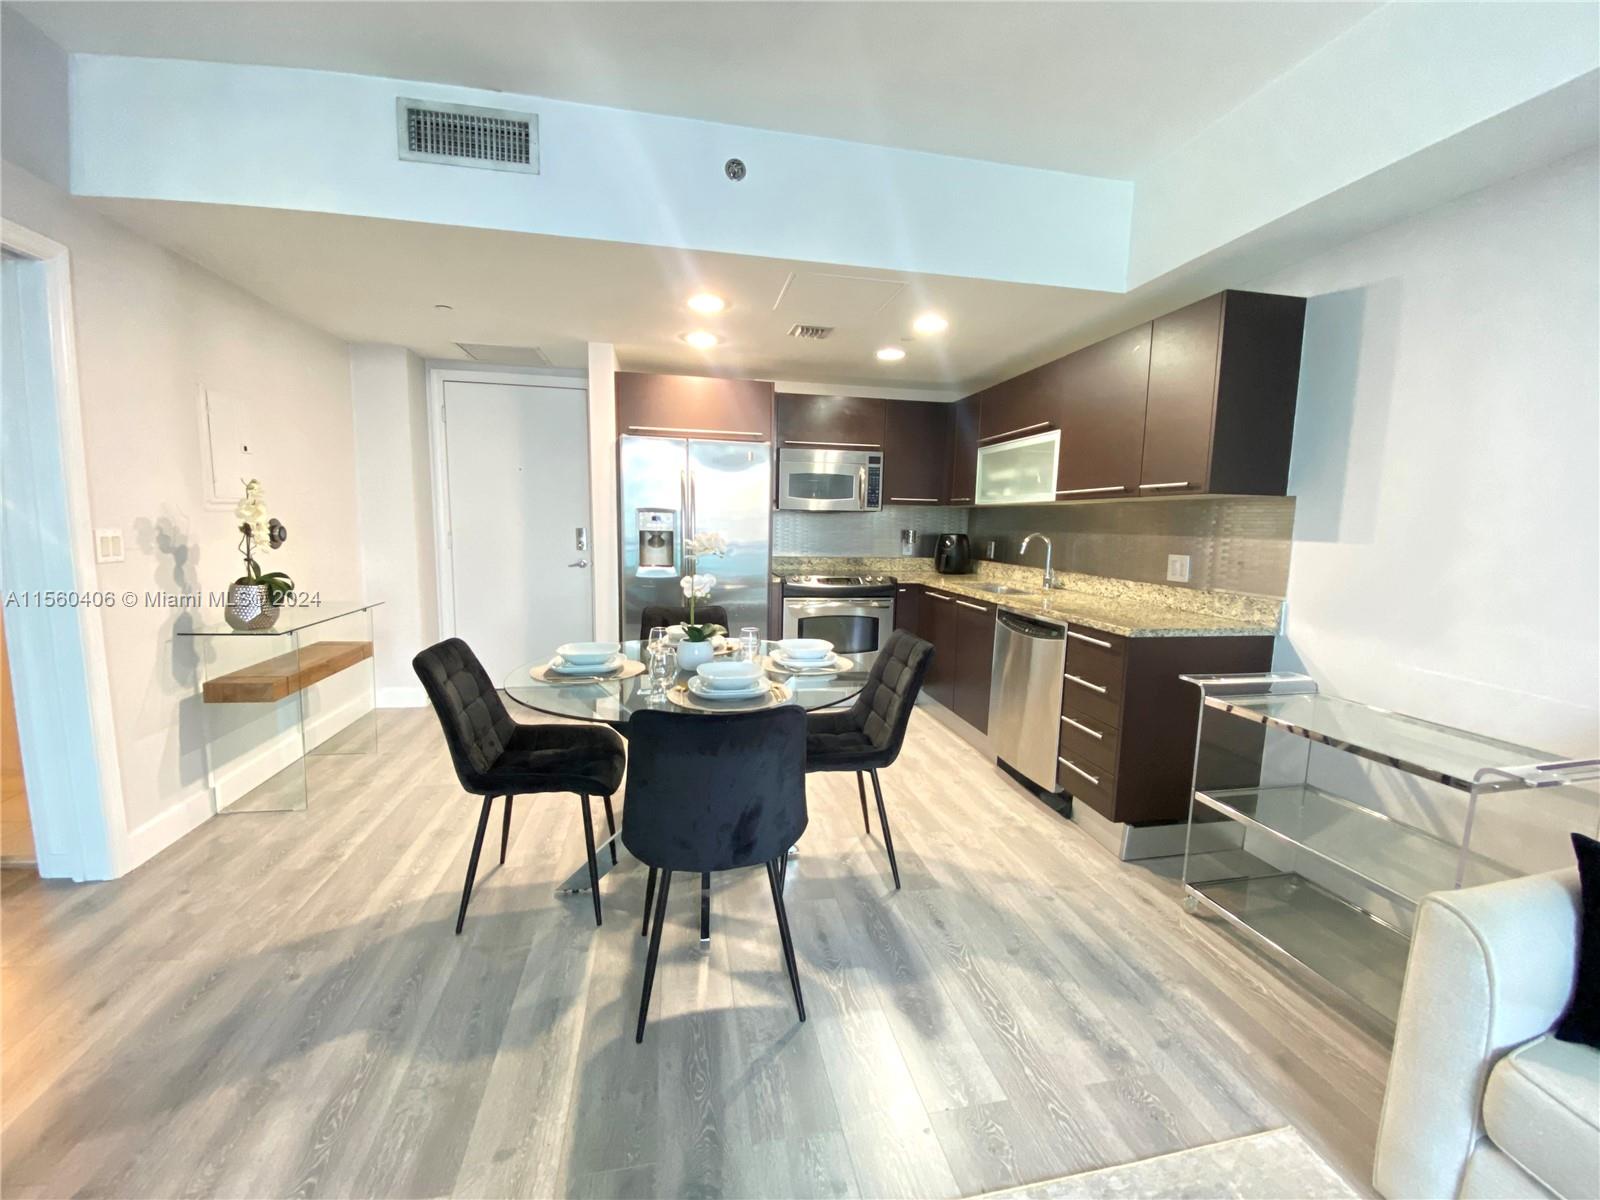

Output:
xmin=646 ymin=626 xmax=669 ymax=692
xmin=740 ymin=626 xmax=760 ymax=662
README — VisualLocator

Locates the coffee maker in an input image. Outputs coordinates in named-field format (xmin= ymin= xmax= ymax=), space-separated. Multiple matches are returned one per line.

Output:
xmin=934 ymin=533 xmax=974 ymax=574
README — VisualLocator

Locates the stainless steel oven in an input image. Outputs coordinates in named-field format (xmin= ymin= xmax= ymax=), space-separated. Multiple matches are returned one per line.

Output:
xmin=776 ymin=448 xmax=882 ymax=512
xmin=781 ymin=575 xmax=895 ymax=668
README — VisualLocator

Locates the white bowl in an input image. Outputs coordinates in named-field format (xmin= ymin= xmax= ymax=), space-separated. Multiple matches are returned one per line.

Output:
xmin=556 ymin=641 xmax=622 ymax=665
xmin=696 ymin=659 xmax=763 ymax=690
xmin=777 ymin=638 xmax=833 ymax=661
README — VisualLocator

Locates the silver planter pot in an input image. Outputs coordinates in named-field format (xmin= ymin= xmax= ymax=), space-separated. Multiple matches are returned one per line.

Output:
xmin=224 ymin=582 xmax=280 ymax=631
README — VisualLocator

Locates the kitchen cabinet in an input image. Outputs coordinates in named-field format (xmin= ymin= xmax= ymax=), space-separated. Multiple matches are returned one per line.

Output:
xmin=1055 ymin=626 xmax=1273 ymax=824
xmin=1140 ymin=291 xmax=1306 ymax=496
xmin=946 ymin=396 xmax=980 ymax=505
xmin=1053 ymin=323 xmax=1151 ymax=499
xmin=893 ymin=583 xmax=923 ymax=641
xmin=976 ymin=363 xmax=1061 ymax=445
xmin=616 ymin=372 xmax=774 ymax=441
xmin=952 ymin=596 xmax=996 ymax=732
xmin=922 ymin=588 xmax=959 ymax=707
xmin=881 ymin=400 xmax=950 ymax=505
xmin=775 ymin=393 xmax=885 ymax=450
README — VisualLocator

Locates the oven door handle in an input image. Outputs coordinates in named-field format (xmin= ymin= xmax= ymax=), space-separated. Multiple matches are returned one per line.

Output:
xmin=784 ymin=599 xmax=892 ymax=610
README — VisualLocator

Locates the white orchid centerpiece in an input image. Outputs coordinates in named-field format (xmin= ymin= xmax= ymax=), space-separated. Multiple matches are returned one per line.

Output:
xmin=233 ymin=478 xmax=294 ymax=604
xmin=679 ymin=529 xmax=729 ymax=642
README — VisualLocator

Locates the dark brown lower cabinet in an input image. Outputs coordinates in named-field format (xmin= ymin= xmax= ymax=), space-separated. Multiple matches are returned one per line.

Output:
xmin=893 ymin=584 xmax=922 ymax=641
xmin=1056 ymin=627 xmax=1273 ymax=825
xmin=952 ymin=597 xmax=996 ymax=733
xmin=923 ymin=589 xmax=959 ymax=708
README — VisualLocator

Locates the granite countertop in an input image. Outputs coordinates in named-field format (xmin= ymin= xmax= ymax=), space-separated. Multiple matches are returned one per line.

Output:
xmin=772 ymin=556 xmax=1282 ymax=639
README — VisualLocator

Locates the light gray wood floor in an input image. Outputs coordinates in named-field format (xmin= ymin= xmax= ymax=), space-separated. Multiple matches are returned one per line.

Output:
xmin=1 ymin=705 xmax=1388 ymax=1198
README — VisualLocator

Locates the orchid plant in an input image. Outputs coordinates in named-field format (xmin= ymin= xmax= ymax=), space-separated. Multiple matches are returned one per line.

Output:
xmin=233 ymin=478 xmax=294 ymax=604
xmin=679 ymin=530 xmax=728 ymax=642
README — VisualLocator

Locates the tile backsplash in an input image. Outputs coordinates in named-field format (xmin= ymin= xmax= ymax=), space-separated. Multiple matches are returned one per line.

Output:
xmin=772 ymin=505 xmax=968 ymax=558
xmin=774 ymin=496 xmax=1294 ymax=597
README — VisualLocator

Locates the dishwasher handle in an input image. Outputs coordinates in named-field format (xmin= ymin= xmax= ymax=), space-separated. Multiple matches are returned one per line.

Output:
xmin=997 ymin=610 xmax=1065 ymax=640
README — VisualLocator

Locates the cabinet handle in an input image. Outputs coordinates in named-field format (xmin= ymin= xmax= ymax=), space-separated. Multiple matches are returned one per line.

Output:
xmin=783 ymin=440 xmax=882 ymax=449
xmin=978 ymin=421 xmax=1049 ymax=445
xmin=630 ymin=424 xmax=766 ymax=438
xmin=926 ymin=592 xmax=951 ymax=602
xmin=1066 ymin=629 xmax=1113 ymax=649
xmin=897 ymin=587 xmax=907 ymax=593
xmin=1063 ymin=671 xmax=1107 ymax=694
xmin=888 ymin=497 xmax=940 ymax=503
xmin=1057 ymin=756 xmax=1101 ymax=786
xmin=954 ymin=599 xmax=989 ymax=612
xmin=1138 ymin=481 xmax=1191 ymax=491
xmin=1056 ymin=485 xmax=1127 ymax=496
xmin=1061 ymin=714 xmax=1103 ymax=740
xmin=949 ymin=496 xmax=974 ymax=503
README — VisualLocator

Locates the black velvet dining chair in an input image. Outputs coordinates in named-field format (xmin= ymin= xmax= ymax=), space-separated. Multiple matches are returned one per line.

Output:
xmin=622 ymin=705 xmax=808 ymax=1043
xmin=802 ymin=629 xmax=934 ymax=889
xmin=413 ymin=638 xmax=626 ymax=931
xmin=638 ymin=604 xmax=730 ymax=644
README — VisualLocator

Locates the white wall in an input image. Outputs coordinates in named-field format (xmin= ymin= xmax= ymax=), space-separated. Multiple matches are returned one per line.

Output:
xmin=586 ymin=343 xmax=619 ymax=640
xmin=350 ymin=344 xmax=437 ymax=703
xmin=1262 ymin=148 xmax=1600 ymax=760
xmin=0 ymin=161 xmax=363 ymax=866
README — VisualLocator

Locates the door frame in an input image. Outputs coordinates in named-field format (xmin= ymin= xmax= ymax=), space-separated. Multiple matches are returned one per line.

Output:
xmin=1 ymin=220 xmax=128 ymax=881
xmin=424 ymin=364 xmax=591 ymax=643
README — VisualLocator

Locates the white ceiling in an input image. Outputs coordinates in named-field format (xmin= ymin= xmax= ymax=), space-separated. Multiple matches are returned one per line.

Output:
xmin=94 ymin=198 xmax=1118 ymax=388
xmin=16 ymin=0 xmax=1376 ymax=177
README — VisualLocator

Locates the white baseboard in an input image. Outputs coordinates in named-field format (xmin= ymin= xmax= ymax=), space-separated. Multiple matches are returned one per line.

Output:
xmin=377 ymin=685 xmax=427 ymax=708
xmin=121 ymin=787 xmax=215 ymax=874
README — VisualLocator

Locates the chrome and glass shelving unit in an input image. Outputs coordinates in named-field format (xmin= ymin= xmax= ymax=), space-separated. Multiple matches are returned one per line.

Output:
xmin=1178 ymin=672 xmax=1598 ymax=1029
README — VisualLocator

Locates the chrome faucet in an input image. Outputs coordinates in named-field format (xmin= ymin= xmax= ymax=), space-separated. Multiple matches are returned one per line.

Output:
xmin=1019 ymin=532 xmax=1054 ymax=590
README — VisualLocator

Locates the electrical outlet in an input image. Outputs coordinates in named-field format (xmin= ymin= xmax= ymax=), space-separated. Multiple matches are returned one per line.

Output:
xmin=1166 ymin=553 xmax=1191 ymax=583
xmin=94 ymin=528 xmax=125 ymax=563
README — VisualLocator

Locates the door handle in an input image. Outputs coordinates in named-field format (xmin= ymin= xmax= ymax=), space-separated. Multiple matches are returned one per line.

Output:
xmin=568 ymin=559 xmax=590 ymax=568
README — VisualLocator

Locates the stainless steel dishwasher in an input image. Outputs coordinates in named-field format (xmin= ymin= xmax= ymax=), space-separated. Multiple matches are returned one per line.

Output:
xmin=988 ymin=609 xmax=1067 ymax=790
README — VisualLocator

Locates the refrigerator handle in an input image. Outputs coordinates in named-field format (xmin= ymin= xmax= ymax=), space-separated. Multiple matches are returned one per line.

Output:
xmin=678 ymin=469 xmax=689 ymax=573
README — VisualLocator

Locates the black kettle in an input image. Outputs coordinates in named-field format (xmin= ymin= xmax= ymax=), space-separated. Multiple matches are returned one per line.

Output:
xmin=934 ymin=533 xmax=974 ymax=575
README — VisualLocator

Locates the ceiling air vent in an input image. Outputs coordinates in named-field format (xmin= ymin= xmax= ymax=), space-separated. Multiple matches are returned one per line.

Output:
xmin=787 ymin=324 xmax=835 ymax=340
xmin=456 ymin=343 xmax=553 ymax=367
xmin=398 ymin=98 xmax=539 ymax=174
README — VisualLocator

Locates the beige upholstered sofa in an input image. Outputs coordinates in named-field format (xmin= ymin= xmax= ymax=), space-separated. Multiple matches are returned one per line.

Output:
xmin=1375 ymin=868 xmax=1598 ymax=1199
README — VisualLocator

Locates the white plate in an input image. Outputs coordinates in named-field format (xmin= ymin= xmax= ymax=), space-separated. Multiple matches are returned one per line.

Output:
xmin=556 ymin=640 xmax=622 ymax=664
xmin=548 ymin=654 xmax=625 ymax=676
xmin=771 ymin=651 xmax=850 ymax=674
xmin=686 ymin=676 xmax=768 ymax=701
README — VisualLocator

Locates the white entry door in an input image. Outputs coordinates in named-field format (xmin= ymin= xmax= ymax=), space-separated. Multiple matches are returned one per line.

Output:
xmin=442 ymin=379 xmax=592 ymax=682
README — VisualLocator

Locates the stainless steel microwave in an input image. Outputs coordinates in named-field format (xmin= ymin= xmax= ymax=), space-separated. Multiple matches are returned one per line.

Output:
xmin=776 ymin=448 xmax=883 ymax=512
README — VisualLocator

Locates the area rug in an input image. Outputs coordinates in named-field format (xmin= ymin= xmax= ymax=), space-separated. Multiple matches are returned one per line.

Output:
xmin=981 ymin=1127 xmax=1360 ymax=1199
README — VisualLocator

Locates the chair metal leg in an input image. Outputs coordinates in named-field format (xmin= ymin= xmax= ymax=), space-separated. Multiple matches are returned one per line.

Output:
xmin=641 ymin=866 xmax=658 ymax=937
xmin=869 ymin=770 xmax=901 ymax=890
xmin=456 ymin=795 xmax=495 ymax=935
xmin=603 ymin=794 xmax=618 ymax=865
xmin=856 ymin=771 xmax=871 ymax=833
xmin=700 ymin=871 xmax=711 ymax=942
xmin=636 ymin=870 xmax=672 ymax=1043
xmin=765 ymin=858 xmax=806 ymax=1022
xmin=500 ymin=794 xmax=514 ymax=865
xmin=580 ymin=794 xmax=602 ymax=926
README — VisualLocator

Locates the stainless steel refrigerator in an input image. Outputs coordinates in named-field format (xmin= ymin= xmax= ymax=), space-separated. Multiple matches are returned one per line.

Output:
xmin=618 ymin=435 xmax=772 ymax=641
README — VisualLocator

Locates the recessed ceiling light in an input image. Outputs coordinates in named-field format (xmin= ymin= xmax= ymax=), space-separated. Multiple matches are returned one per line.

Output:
xmin=687 ymin=292 xmax=727 ymax=315
xmin=682 ymin=330 xmax=720 ymax=350
xmin=876 ymin=346 xmax=907 ymax=362
xmin=912 ymin=312 xmax=948 ymax=335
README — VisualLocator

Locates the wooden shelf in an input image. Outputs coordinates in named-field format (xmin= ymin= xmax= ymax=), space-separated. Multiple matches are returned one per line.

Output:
xmin=203 ymin=640 xmax=373 ymax=704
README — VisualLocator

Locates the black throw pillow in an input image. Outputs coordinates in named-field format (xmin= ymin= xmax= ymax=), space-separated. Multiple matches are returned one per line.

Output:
xmin=1554 ymin=831 xmax=1600 ymax=1048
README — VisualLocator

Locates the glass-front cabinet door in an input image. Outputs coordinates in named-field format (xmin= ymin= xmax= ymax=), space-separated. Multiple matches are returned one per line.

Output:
xmin=975 ymin=428 xmax=1060 ymax=505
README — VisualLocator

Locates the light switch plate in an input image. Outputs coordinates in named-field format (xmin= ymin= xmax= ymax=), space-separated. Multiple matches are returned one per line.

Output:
xmin=1166 ymin=553 xmax=1191 ymax=583
xmin=95 ymin=528 xmax=125 ymax=563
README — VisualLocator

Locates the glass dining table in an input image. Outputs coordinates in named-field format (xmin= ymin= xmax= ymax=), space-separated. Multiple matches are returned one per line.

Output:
xmin=503 ymin=639 xmax=869 ymax=903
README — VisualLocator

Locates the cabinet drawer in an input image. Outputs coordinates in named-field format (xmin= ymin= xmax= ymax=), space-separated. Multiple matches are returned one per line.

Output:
xmin=1058 ymin=708 xmax=1119 ymax=774
xmin=1060 ymin=665 xmax=1122 ymax=727
xmin=1062 ymin=626 xmax=1124 ymax=704
xmin=1056 ymin=752 xmax=1116 ymax=819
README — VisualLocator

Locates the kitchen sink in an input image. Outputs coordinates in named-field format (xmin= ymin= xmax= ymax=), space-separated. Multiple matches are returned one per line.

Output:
xmin=970 ymin=583 xmax=1035 ymax=595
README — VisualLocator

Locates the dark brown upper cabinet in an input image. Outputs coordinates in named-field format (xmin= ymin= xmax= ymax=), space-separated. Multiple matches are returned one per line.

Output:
xmin=1054 ymin=323 xmax=1152 ymax=499
xmin=946 ymin=395 xmax=981 ymax=504
xmin=615 ymin=372 xmax=774 ymax=441
xmin=881 ymin=400 xmax=951 ymax=505
xmin=1140 ymin=290 xmax=1306 ymax=496
xmin=976 ymin=365 xmax=1060 ymax=445
xmin=774 ymin=393 xmax=886 ymax=449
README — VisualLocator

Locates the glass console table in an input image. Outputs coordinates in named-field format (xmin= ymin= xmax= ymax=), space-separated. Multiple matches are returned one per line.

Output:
xmin=177 ymin=601 xmax=381 ymax=813
xmin=1179 ymin=672 xmax=1598 ymax=1028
